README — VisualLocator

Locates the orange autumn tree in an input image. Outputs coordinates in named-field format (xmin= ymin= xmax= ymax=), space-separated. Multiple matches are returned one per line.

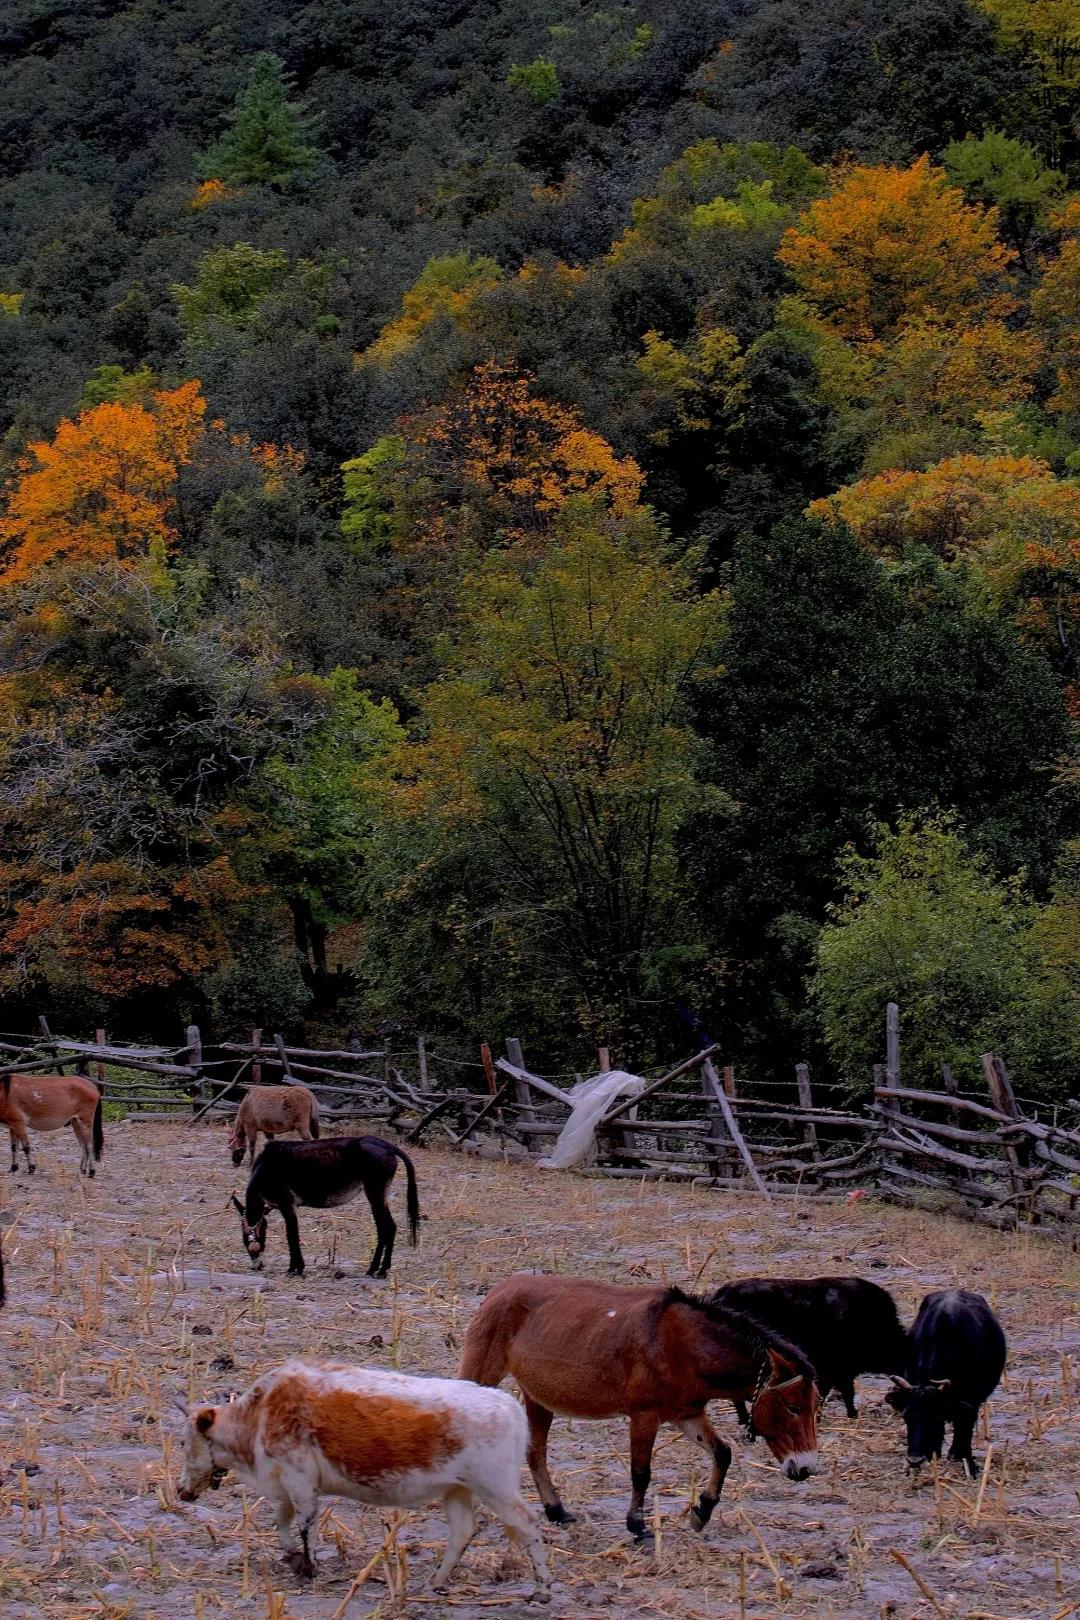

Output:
xmin=777 ymin=155 xmax=1017 ymax=343
xmin=777 ymin=158 xmax=1037 ymax=466
xmin=0 ymin=381 xmax=205 ymax=584
xmin=809 ymin=453 xmax=1080 ymax=655
xmin=340 ymin=363 xmax=648 ymax=685
xmin=1032 ymin=200 xmax=1080 ymax=423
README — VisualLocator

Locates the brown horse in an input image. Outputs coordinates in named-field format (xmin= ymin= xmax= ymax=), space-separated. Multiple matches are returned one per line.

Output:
xmin=0 ymin=1072 xmax=104 ymax=1176
xmin=460 ymin=1273 xmax=820 ymax=1539
xmin=227 ymin=1084 xmax=320 ymax=1167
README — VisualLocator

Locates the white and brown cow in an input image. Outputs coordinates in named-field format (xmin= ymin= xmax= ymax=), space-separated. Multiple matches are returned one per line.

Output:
xmin=176 ymin=1359 xmax=550 ymax=1596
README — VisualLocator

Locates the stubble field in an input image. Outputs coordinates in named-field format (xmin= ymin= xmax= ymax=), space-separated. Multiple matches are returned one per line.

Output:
xmin=0 ymin=1115 xmax=1077 ymax=1620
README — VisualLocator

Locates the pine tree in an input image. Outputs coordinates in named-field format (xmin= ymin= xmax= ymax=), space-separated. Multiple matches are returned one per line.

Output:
xmin=203 ymin=53 xmax=319 ymax=190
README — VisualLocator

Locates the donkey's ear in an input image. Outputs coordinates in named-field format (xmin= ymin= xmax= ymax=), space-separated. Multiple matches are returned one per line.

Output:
xmin=195 ymin=1407 xmax=217 ymax=1435
xmin=230 ymin=1195 xmax=244 ymax=1214
xmin=766 ymin=1347 xmax=800 ymax=1381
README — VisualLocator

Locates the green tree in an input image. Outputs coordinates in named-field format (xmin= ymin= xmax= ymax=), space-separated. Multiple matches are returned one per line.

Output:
xmin=506 ymin=58 xmax=561 ymax=104
xmin=202 ymin=53 xmax=320 ymax=190
xmin=813 ymin=816 xmax=1052 ymax=1095
xmin=173 ymin=244 xmax=291 ymax=344
xmin=377 ymin=522 xmax=727 ymax=1047
xmin=943 ymin=130 xmax=1065 ymax=261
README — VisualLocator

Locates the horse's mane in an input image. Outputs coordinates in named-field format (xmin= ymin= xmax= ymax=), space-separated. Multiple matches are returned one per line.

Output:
xmin=660 ymin=1286 xmax=816 ymax=1382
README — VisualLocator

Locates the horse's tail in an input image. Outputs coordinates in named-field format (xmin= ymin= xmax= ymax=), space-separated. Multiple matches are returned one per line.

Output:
xmin=0 ymin=1071 xmax=11 ymax=1099
xmin=391 ymin=1145 xmax=420 ymax=1247
xmin=308 ymin=1094 xmax=321 ymax=1140
xmin=92 ymin=1083 xmax=104 ymax=1161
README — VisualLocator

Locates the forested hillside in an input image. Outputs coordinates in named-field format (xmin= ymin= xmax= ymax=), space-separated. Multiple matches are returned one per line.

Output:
xmin=2 ymin=0 xmax=1079 ymax=1095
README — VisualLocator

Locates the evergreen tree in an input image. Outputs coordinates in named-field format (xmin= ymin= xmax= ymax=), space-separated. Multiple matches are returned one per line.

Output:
xmin=203 ymin=53 xmax=320 ymax=190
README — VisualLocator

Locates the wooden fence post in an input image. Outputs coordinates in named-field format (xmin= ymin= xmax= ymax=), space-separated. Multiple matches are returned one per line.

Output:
xmin=95 ymin=1028 xmax=106 ymax=1089
xmin=417 ymin=1036 xmax=429 ymax=1092
xmin=251 ymin=1027 xmax=262 ymax=1086
xmin=982 ymin=1052 xmax=1036 ymax=1223
xmin=702 ymin=1057 xmax=771 ymax=1201
xmin=795 ymin=1062 xmax=818 ymax=1153
xmin=506 ymin=1037 xmax=539 ymax=1153
xmin=273 ymin=1033 xmax=294 ymax=1084
xmin=186 ymin=1024 xmax=203 ymax=1112
xmin=885 ymin=1003 xmax=900 ymax=1088
xmin=701 ymin=1062 xmax=728 ymax=1181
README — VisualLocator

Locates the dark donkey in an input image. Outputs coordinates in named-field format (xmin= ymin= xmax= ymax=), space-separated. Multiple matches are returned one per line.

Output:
xmin=460 ymin=1272 xmax=820 ymax=1540
xmin=232 ymin=1136 xmax=420 ymax=1278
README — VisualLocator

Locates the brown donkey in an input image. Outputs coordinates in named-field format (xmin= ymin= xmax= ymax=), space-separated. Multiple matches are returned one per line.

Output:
xmin=0 ymin=1072 xmax=104 ymax=1176
xmin=459 ymin=1272 xmax=820 ymax=1538
xmin=227 ymin=1084 xmax=320 ymax=1167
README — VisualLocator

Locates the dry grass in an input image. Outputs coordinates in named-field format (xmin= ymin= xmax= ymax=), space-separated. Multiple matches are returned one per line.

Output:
xmin=0 ymin=1117 xmax=1078 ymax=1619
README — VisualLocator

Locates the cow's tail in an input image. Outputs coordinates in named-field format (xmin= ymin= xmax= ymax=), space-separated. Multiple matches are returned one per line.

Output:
xmin=92 ymin=1083 xmax=104 ymax=1161
xmin=0 ymin=1072 xmax=10 ymax=1100
xmin=391 ymin=1145 xmax=420 ymax=1246
xmin=308 ymin=1094 xmax=321 ymax=1140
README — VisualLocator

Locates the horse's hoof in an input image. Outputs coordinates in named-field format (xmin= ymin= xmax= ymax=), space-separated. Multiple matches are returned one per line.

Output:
xmin=626 ymin=1517 xmax=648 ymax=1541
xmin=27 ymin=1165 xmax=35 ymax=1175
xmin=689 ymin=1499 xmax=716 ymax=1533
xmin=544 ymin=1504 xmax=575 ymax=1525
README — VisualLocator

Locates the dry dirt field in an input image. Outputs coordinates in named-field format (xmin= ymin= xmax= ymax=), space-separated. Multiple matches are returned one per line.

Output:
xmin=0 ymin=1115 xmax=1077 ymax=1620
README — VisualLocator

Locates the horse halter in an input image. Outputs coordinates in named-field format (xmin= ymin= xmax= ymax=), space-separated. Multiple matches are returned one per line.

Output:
xmin=748 ymin=1357 xmax=804 ymax=1422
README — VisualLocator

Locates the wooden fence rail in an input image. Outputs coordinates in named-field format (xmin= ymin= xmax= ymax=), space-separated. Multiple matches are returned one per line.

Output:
xmin=0 ymin=1017 xmax=1075 ymax=1242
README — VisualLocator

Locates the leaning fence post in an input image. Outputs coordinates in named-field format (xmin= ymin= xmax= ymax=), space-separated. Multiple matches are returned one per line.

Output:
xmin=506 ymin=1037 xmax=539 ymax=1153
xmin=701 ymin=1062 xmax=728 ymax=1182
xmin=273 ymin=1032 xmax=295 ymax=1085
xmin=186 ymin=1023 xmax=204 ymax=1113
xmin=982 ymin=1052 xmax=1035 ymax=1223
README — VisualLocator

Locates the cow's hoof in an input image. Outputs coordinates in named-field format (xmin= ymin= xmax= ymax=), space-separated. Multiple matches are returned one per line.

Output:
xmin=626 ymin=1516 xmax=648 ymax=1541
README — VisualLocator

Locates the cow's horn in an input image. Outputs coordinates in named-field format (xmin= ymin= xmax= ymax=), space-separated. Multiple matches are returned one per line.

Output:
xmin=889 ymin=1375 xmax=913 ymax=1391
xmin=932 ymin=1378 xmax=952 ymax=1392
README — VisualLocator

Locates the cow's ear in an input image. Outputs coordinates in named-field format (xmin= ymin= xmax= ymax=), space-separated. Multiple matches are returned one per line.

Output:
xmin=195 ymin=1407 xmax=217 ymax=1435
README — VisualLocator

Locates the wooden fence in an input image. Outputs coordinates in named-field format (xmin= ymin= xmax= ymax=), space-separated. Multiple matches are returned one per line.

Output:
xmin=1 ymin=1003 xmax=1076 ymax=1242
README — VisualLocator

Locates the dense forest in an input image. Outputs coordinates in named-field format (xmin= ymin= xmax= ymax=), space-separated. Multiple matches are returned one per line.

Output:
xmin=1 ymin=0 xmax=1079 ymax=1095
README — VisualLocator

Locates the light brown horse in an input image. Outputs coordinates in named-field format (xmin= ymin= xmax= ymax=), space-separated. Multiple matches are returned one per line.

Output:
xmin=459 ymin=1273 xmax=820 ymax=1538
xmin=0 ymin=1072 xmax=104 ymax=1176
xmin=227 ymin=1084 xmax=320 ymax=1167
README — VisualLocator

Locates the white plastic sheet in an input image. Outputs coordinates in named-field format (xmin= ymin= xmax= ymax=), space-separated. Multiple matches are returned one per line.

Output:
xmin=538 ymin=1069 xmax=645 ymax=1170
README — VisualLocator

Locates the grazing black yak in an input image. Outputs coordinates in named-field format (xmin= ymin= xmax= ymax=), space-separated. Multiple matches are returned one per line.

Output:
xmin=711 ymin=1275 xmax=907 ymax=1424
xmin=886 ymin=1288 xmax=1006 ymax=1475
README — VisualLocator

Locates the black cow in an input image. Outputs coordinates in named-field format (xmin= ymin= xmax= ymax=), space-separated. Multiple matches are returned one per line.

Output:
xmin=711 ymin=1275 xmax=907 ymax=1426
xmin=886 ymin=1288 xmax=1006 ymax=1476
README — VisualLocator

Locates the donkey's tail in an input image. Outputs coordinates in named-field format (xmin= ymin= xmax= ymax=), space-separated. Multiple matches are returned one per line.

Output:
xmin=92 ymin=1083 xmax=104 ymax=1161
xmin=391 ymin=1145 xmax=420 ymax=1246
